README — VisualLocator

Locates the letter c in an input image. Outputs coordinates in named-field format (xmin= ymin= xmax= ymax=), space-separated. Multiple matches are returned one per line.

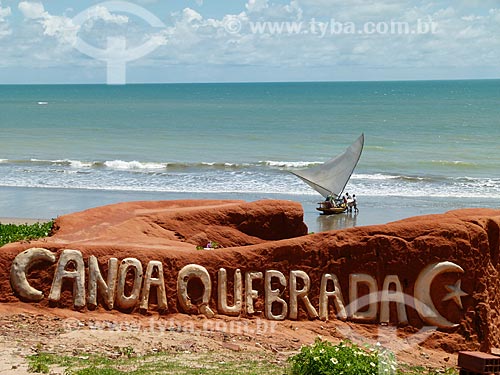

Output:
xmin=10 ymin=248 xmax=56 ymax=301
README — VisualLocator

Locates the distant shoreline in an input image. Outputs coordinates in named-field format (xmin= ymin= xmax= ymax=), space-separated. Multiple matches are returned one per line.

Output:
xmin=1 ymin=78 xmax=499 ymax=86
xmin=1 ymin=185 xmax=500 ymax=232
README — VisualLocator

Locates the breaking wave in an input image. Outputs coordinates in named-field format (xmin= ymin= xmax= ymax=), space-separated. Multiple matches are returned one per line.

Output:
xmin=0 ymin=158 xmax=499 ymax=199
xmin=1 ymin=158 xmax=322 ymax=171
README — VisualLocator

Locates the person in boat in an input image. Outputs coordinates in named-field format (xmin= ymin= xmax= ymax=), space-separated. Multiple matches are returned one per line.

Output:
xmin=324 ymin=194 xmax=336 ymax=208
xmin=323 ymin=198 xmax=332 ymax=209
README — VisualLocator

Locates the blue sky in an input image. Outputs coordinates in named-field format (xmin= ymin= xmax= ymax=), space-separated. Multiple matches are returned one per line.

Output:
xmin=0 ymin=0 xmax=499 ymax=83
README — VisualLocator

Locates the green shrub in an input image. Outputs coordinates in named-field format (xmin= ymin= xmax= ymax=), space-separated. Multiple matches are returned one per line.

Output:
xmin=0 ymin=221 xmax=53 ymax=247
xmin=288 ymin=338 xmax=397 ymax=375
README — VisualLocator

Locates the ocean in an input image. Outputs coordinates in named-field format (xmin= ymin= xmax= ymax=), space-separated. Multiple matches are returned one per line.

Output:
xmin=1 ymin=80 xmax=499 ymax=232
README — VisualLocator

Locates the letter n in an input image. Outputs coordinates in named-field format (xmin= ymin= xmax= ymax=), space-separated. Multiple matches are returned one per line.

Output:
xmin=87 ymin=256 xmax=118 ymax=309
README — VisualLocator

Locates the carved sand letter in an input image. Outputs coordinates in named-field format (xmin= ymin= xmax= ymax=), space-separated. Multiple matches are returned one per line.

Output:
xmin=380 ymin=275 xmax=408 ymax=324
xmin=245 ymin=271 xmax=263 ymax=314
xmin=348 ymin=274 xmax=378 ymax=320
xmin=88 ymin=256 xmax=118 ymax=309
xmin=140 ymin=260 xmax=168 ymax=311
xmin=264 ymin=270 xmax=288 ymax=321
xmin=289 ymin=270 xmax=318 ymax=320
xmin=217 ymin=268 xmax=242 ymax=316
xmin=115 ymin=258 xmax=143 ymax=310
xmin=48 ymin=249 xmax=86 ymax=308
xmin=177 ymin=264 xmax=214 ymax=318
xmin=10 ymin=248 xmax=56 ymax=302
xmin=319 ymin=273 xmax=347 ymax=321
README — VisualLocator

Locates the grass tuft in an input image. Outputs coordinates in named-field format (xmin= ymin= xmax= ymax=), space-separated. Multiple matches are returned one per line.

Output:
xmin=26 ymin=350 xmax=284 ymax=375
xmin=27 ymin=352 xmax=58 ymax=374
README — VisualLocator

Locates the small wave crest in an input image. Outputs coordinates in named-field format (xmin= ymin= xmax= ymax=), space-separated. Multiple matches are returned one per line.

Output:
xmin=261 ymin=160 xmax=322 ymax=168
xmin=63 ymin=160 xmax=94 ymax=168
xmin=364 ymin=146 xmax=386 ymax=151
xmin=353 ymin=173 xmax=446 ymax=183
xmin=0 ymin=158 xmax=326 ymax=171
xmin=352 ymin=173 xmax=400 ymax=180
xmin=7 ymin=158 xmax=254 ymax=170
xmin=426 ymin=160 xmax=478 ymax=168
xmin=103 ymin=160 xmax=168 ymax=170
xmin=26 ymin=159 xmax=94 ymax=168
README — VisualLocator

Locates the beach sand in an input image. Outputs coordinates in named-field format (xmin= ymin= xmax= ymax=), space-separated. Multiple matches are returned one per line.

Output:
xmin=0 ymin=218 xmax=49 ymax=225
xmin=2 ymin=186 xmax=499 ymax=233
xmin=0 ymin=303 xmax=455 ymax=375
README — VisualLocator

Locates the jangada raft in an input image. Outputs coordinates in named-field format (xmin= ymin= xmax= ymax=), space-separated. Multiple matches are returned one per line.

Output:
xmin=291 ymin=134 xmax=364 ymax=215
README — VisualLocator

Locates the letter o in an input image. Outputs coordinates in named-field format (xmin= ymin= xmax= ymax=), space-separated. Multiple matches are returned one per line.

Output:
xmin=177 ymin=264 xmax=214 ymax=318
xmin=115 ymin=258 xmax=143 ymax=310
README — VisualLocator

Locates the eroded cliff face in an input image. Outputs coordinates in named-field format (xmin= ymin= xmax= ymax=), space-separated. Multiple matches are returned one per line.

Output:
xmin=1 ymin=200 xmax=499 ymax=351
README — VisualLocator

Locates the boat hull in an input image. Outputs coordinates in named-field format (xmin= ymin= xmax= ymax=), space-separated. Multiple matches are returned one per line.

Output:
xmin=316 ymin=206 xmax=347 ymax=215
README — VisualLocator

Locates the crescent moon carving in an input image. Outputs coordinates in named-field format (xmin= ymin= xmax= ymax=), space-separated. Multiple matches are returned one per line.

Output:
xmin=10 ymin=248 xmax=56 ymax=301
xmin=414 ymin=261 xmax=464 ymax=328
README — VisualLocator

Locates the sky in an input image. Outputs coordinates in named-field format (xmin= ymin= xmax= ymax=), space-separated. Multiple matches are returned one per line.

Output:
xmin=0 ymin=0 xmax=499 ymax=83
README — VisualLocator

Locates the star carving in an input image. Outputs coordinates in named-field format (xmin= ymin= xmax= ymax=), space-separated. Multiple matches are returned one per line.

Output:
xmin=442 ymin=279 xmax=468 ymax=309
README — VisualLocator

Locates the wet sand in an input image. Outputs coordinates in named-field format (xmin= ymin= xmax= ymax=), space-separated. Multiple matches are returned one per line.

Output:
xmin=1 ymin=186 xmax=499 ymax=232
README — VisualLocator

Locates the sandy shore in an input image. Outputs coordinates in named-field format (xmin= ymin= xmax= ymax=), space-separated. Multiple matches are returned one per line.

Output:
xmin=1 ymin=185 xmax=500 ymax=232
xmin=0 ymin=303 xmax=456 ymax=375
xmin=0 ymin=218 xmax=50 ymax=225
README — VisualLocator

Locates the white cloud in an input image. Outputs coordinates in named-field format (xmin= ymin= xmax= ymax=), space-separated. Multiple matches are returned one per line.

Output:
xmin=296 ymin=0 xmax=409 ymax=20
xmin=246 ymin=0 xmax=269 ymax=13
xmin=18 ymin=1 xmax=45 ymax=19
xmin=18 ymin=2 xmax=79 ymax=44
xmin=85 ymin=5 xmax=129 ymax=25
xmin=182 ymin=8 xmax=202 ymax=23
xmin=6 ymin=0 xmax=500 ymax=81
xmin=0 ymin=1 xmax=11 ymax=38
xmin=145 ymin=0 xmax=500 ymax=77
xmin=0 ymin=3 xmax=10 ymax=18
xmin=490 ymin=8 xmax=500 ymax=23
xmin=42 ymin=14 xmax=79 ymax=43
xmin=18 ymin=2 xmax=132 ymax=46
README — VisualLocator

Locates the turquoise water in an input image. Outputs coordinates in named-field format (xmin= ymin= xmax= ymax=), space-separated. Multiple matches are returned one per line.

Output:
xmin=0 ymin=80 xmax=499 ymax=229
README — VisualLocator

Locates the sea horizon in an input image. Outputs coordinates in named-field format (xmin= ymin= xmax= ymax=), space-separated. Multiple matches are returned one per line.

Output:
xmin=1 ymin=77 xmax=499 ymax=86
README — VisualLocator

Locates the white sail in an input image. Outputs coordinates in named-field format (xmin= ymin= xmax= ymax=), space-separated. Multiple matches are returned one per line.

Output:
xmin=291 ymin=133 xmax=364 ymax=198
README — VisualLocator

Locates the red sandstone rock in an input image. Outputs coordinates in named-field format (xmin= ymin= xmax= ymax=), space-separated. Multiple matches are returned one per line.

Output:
xmin=1 ymin=199 xmax=500 ymax=352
